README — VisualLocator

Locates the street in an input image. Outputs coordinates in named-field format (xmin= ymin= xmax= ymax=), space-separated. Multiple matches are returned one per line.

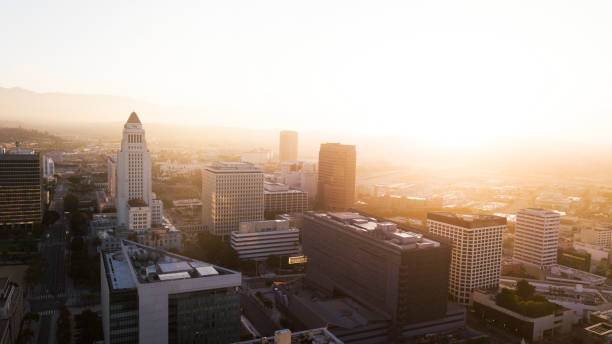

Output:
xmin=31 ymin=179 xmax=69 ymax=343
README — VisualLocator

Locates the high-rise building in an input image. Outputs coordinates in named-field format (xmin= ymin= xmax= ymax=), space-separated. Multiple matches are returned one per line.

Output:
xmin=101 ymin=240 xmax=241 ymax=344
xmin=317 ymin=143 xmax=356 ymax=211
xmin=302 ymin=211 xmax=451 ymax=326
xmin=264 ymin=182 xmax=308 ymax=218
xmin=427 ymin=212 xmax=505 ymax=305
xmin=0 ymin=145 xmax=42 ymax=230
xmin=42 ymin=155 xmax=54 ymax=179
xmin=201 ymin=162 xmax=264 ymax=238
xmin=116 ymin=112 xmax=153 ymax=230
xmin=514 ymin=208 xmax=560 ymax=268
xmin=231 ymin=220 xmax=300 ymax=260
xmin=107 ymin=155 xmax=117 ymax=204
xmin=279 ymin=130 xmax=298 ymax=162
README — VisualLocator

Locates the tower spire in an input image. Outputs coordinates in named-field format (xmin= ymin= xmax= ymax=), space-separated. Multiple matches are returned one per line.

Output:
xmin=127 ymin=112 xmax=141 ymax=124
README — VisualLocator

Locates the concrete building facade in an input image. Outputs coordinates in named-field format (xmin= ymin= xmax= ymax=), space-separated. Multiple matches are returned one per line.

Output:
xmin=264 ymin=182 xmax=308 ymax=218
xmin=427 ymin=212 xmax=506 ymax=305
xmin=231 ymin=220 xmax=300 ymax=260
xmin=101 ymin=241 xmax=241 ymax=344
xmin=201 ymin=162 xmax=264 ymax=238
xmin=514 ymin=208 xmax=560 ymax=268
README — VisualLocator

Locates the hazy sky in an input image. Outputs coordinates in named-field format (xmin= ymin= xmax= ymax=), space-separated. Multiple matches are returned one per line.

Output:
xmin=2 ymin=1 xmax=612 ymax=145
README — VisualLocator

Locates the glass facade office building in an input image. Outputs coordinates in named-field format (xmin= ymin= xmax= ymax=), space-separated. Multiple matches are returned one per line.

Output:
xmin=0 ymin=150 xmax=42 ymax=229
xmin=108 ymin=289 xmax=139 ymax=344
xmin=168 ymin=288 xmax=240 ymax=344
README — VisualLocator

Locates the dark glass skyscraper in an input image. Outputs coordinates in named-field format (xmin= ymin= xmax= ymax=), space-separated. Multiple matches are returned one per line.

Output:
xmin=302 ymin=211 xmax=451 ymax=326
xmin=0 ymin=146 xmax=42 ymax=230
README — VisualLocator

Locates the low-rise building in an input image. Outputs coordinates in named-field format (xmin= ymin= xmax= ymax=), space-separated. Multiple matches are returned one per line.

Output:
xmin=264 ymin=182 xmax=308 ymax=218
xmin=471 ymin=289 xmax=573 ymax=342
xmin=238 ymin=328 xmax=343 ymax=344
xmin=582 ymin=227 xmax=612 ymax=249
xmin=231 ymin=220 xmax=300 ymax=260
xmin=135 ymin=218 xmax=182 ymax=251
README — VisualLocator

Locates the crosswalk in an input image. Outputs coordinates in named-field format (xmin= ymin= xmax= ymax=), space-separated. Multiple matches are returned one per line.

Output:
xmin=38 ymin=309 xmax=57 ymax=316
xmin=29 ymin=292 xmax=66 ymax=300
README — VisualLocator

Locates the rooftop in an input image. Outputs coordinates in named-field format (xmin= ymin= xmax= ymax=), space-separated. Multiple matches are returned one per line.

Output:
xmin=592 ymin=309 xmax=612 ymax=322
xmin=518 ymin=208 xmax=560 ymax=216
xmin=428 ymin=212 xmax=507 ymax=228
xmin=585 ymin=322 xmax=612 ymax=337
xmin=264 ymin=182 xmax=306 ymax=194
xmin=204 ymin=161 xmax=263 ymax=173
xmin=305 ymin=211 xmax=441 ymax=251
xmin=103 ymin=240 xmax=239 ymax=290
xmin=237 ymin=328 xmax=344 ymax=344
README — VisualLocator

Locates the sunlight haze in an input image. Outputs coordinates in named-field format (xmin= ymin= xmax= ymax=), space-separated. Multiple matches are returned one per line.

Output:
xmin=2 ymin=0 xmax=612 ymax=145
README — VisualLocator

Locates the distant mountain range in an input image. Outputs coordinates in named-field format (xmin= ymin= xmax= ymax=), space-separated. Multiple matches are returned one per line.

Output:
xmin=0 ymin=87 xmax=175 ymax=124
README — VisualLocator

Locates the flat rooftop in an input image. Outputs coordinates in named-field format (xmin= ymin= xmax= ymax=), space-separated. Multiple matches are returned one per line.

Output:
xmin=237 ymin=328 xmax=344 ymax=344
xmin=103 ymin=240 xmax=239 ymax=290
xmin=204 ymin=161 xmax=262 ymax=173
xmin=428 ymin=212 xmax=507 ymax=228
xmin=305 ymin=211 xmax=441 ymax=251
xmin=519 ymin=208 xmax=560 ymax=216
xmin=585 ymin=322 xmax=612 ymax=337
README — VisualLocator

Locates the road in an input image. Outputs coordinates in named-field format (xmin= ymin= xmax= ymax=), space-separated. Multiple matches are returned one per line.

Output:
xmin=32 ymin=179 xmax=69 ymax=343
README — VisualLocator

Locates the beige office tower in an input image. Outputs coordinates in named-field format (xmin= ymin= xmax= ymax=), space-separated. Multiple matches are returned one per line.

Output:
xmin=201 ymin=162 xmax=264 ymax=239
xmin=428 ymin=212 xmax=506 ymax=305
xmin=279 ymin=130 xmax=298 ymax=162
xmin=513 ymin=208 xmax=560 ymax=268
xmin=317 ymin=143 xmax=356 ymax=211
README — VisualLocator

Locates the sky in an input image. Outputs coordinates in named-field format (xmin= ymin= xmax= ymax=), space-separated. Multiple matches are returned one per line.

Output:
xmin=2 ymin=0 xmax=612 ymax=146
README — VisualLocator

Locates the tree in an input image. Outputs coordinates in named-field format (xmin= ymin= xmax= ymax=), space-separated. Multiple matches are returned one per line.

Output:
xmin=42 ymin=210 xmax=60 ymax=226
xmin=23 ymin=312 xmax=40 ymax=323
xmin=16 ymin=328 xmax=34 ymax=344
xmin=24 ymin=256 xmax=45 ymax=288
xmin=516 ymin=280 xmax=535 ymax=300
xmin=75 ymin=309 xmax=103 ymax=344
xmin=56 ymin=306 xmax=72 ymax=344
xmin=64 ymin=193 xmax=79 ymax=213
xmin=68 ymin=175 xmax=83 ymax=184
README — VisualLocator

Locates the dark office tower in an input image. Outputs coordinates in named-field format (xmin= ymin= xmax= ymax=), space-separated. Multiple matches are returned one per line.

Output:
xmin=279 ymin=130 xmax=298 ymax=162
xmin=0 ymin=145 xmax=42 ymax=230
xmin=302 ymin=211 xmax=451 ymax=326
xmin=317 ymin=143 xmax=356 ymax=211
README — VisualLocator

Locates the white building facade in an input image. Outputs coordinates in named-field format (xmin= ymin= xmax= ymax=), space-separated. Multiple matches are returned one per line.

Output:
xmin=231 ymin=220 xmax=300 ymax=260
xmin=514 ymin=208 xmax=560 ymax=268
xmin=202 ymin=162 xmax=264 ymax=238
xmin=428 ymin=212 xmax=505 ymax=305
xmin=116 ymin=112 xmax=153 ymax=229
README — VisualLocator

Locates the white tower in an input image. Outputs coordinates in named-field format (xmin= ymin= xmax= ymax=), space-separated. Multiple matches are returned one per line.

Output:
xmin=116 ymin=112 xmax=153 ymax=229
